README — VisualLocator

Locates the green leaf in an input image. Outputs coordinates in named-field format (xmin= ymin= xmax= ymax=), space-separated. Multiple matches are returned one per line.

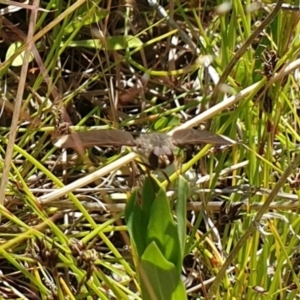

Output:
xmin=126 ymin=176 xmax=185 ymax=293
xmin=125 ymin=177 xmax=161 ymax=257
xmin=140 ymin=242 xmax=187 ymax=300
xmin=125 ymin=188 xmax=147 ymax=257
xmin=141 ymin=176 xmax=160 ymax=212
xmin=176 ymin=176 xmax=189 ymax=259
xmin=6 ymin=42 xmax=35 ymax=67
xmin=146 ymin=186 xmax=182 ymax=273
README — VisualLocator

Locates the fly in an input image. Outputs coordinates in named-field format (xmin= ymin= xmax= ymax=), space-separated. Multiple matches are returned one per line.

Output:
xmin=53 ymin=129 xmax=233 ymax=169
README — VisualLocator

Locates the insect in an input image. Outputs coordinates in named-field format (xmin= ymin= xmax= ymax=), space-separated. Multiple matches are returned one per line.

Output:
xmin=54 ymin=129 xmax=233 ymax=170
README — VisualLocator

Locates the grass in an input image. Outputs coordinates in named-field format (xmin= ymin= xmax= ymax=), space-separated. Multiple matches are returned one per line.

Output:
xmin=1 ymin=0 xmax=300 ymax=299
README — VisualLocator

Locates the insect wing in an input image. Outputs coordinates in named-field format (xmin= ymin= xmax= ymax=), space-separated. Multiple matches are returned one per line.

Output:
xmin=54 ymin=129 xmax=136 ymax=148
xmin=171 ymin=129 xmax=232 ymax=146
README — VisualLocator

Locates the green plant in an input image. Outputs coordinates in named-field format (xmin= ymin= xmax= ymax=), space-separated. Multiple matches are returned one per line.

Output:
xmin=125 ymin=176 xmax=189 ymax=300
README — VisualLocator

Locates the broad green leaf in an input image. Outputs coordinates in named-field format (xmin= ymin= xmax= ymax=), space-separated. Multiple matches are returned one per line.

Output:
xmin=140 ymin=242 xmax=187 ymax=300
xmin=61 ymin=36 xmax=143 ymax=50
xmin=125 ymin=177 xmax=161 ymax=256
xmin=141 ymin=176 xmax=160 ymax=213
xmin=125 ymin=188 xmax=147 ymax=257
xmin=146 ymin=187 xmax=182 ymax=273
xmin=6 ymin=42 xmax=35 ymax=67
